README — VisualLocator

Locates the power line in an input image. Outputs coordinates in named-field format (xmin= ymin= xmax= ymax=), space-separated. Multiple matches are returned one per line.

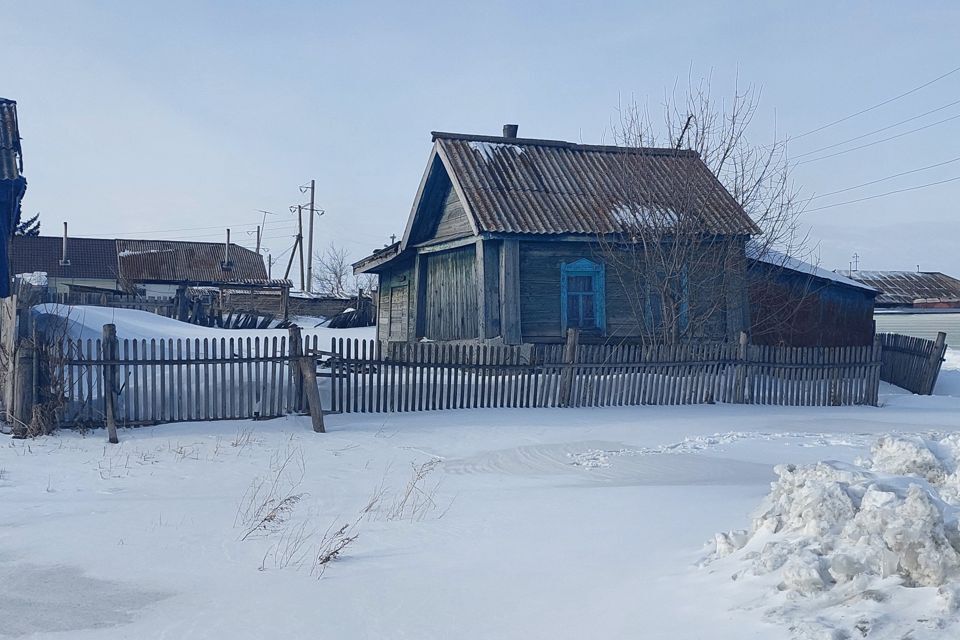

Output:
xmin=795 ymin=111 xmax=960 ymax=165
xmin=809 ymin=155 xmax=960 ymax=200
xmin=791 ymin=64 xmax=960 ymax=140
xmin=806 ymin=174 xmax=960 ymax=212
xmin=793 ymin=98 xmax=960 ymax=158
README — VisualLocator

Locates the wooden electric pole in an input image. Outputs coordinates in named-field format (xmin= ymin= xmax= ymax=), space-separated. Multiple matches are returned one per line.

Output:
xmin=297 ymin=204 xmax=305 ymax=290
xmin=306 ymin=179 xmax=316 ymax=293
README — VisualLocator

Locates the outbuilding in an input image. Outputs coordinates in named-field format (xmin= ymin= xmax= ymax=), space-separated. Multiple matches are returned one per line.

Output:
xmin=747 ymin=246 xmax=878 ymax=346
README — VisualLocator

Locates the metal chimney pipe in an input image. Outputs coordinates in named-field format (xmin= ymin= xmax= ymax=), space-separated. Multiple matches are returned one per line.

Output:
xmin=503 ymin=124 xmax=518 ymax=139
xmin=224 ymin=229 xmax=230 ymax=266
xmin=61 ymin=222 xmax=68 ymax=265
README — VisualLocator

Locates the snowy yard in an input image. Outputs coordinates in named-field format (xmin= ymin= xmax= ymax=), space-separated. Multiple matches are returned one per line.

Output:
xmin=1 ymin=352 xmax=959 ymax=639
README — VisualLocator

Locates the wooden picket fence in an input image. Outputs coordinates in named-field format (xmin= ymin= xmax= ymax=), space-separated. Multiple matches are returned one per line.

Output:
xmin=877 ymin=332 xmax=948 ymax=395
xmin=46 ymin=329 xmax=902 ymax=430
xmin=55 ymin=334 xmax=308 ymax=428
xmin=328 ymin=336 xmax=883 ymax=413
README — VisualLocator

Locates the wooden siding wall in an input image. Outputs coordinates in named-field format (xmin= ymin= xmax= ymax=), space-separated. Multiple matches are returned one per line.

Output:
xmin=407 ymin=157 xmax=473 ymax=247
xmin=749 ymin=264 xmax=876 ymax=347
xmin=433 ymin=185 xmax=472 ymax=242
xmin=423 ymin=245 xmax=479 ymax=340
xmin=518 ymin=241 xmax=739 ymax=342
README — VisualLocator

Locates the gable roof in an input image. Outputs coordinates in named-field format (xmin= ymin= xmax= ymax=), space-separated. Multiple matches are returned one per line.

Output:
xmin=11 ymin=235 xmax=269 ymax=285
xmin=117 ymin=239 xmax=267 ymax=284
xmin=0 ymin=98 xmax=22 ymax=181
xmin=835 ymin=270 xmax=960 ymax=306
xmin=747 ymin=243 xmax=877 ymax=294
xmin=423 ymin=131 xmax=759 ymax=239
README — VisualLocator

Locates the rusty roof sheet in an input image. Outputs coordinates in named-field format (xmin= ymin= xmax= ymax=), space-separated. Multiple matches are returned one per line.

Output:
xmin=432 ymin=132 xmax=759 ymax=237
xmin=836 ymin=270 xmax=960 ymax=306
xmin=117 ymin=239 xmax=267 ymax=284
xmin=0 ymin=98 xmax=23 ymax=181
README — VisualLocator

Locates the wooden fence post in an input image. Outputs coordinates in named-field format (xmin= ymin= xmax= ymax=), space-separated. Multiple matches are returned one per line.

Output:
xmin=103 ymin=323 xmax=120 ymax=444
xmin=558 ymin=328 xmax=579 ymax=407
xmin=300 ymin=355 xmax=326 ymax=433
xmin=286 ymin=325 xmax=324 ymax=432
xmin=12 ymin=340 xmax=35 ymax=436
xmin=288 ymin=325 xmax=305 ymax=413
xmin=734 ymin=331 xmax=749 ymax=404
xmin=924 ymin=331 xmax=948 ymax=395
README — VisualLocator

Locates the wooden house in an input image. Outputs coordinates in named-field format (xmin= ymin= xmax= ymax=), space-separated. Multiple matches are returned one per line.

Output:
xmin=747 ymin=245 xmax=878 ymax=347
xmin=354 ymin=126 xmax=760 ymax=344
xmin=11 ymin=233 xmax=287 ymax=297
xmin=836 ymin=270 xmax=960 ymax=309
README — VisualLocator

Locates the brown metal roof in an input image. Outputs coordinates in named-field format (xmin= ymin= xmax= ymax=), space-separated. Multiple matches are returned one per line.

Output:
xmin=11 ymin=236 xmax=119 ymax=280
xmin=117 ymin=239 xmax=267 ymax=284
xmin=836 ymin=270 xmax=960 ymax=306
xmin=432 ymin=132 xmax=759 ymax=237
xmin=11 ymin=236 xmax=268 ymax=285
xmin=0 ymin=98 xmax=23 ymax=181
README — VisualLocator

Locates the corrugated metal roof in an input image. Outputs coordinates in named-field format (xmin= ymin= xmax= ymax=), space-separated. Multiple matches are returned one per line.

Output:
xmin=432 ymin=132 xmax=760 ymax=237
xmin=0 ymin=98 xmax=23 ymax=181
xmin=836 ymin=270 xmax=960 ymax=306
xmin=117 ymin=239 xmax=267 ymax=284
xmin=11 ymin=236 xmax=269 ymax=285
xmin=11 ymin=236 xmax=119 ymax=280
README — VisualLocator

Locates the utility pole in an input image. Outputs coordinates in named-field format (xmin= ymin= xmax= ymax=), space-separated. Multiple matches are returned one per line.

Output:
xmin=284 ymin=235 xmax=301 ymax=281
xmin=852 ymin=252 xmax=860 ymax=271
xmin=297 ymin=205 xmax=305 ymax=290
xmin=306 ymin=179 xmax=316 ymax=293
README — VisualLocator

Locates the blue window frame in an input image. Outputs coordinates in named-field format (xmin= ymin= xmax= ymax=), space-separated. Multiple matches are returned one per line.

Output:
xmin=560 ymin=259 xmax=605 ymax=332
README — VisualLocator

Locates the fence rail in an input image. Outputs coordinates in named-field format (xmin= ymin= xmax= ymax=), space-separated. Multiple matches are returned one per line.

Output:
xmin=328 ymin=336 xmax=882 ymax=413
xmin=877 ymin=332 xmax=947 ymax=395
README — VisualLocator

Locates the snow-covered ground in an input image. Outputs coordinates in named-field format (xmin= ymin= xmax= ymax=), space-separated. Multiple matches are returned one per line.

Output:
xmin=30 ymin=304 xmax=376 ymax=343
xmin=1 ymin=350 xmax=958 ymax=639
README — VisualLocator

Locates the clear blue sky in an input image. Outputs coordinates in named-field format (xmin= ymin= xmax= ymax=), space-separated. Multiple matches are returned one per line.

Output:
xmin=4 ymin=1 xmax=959 ymax=274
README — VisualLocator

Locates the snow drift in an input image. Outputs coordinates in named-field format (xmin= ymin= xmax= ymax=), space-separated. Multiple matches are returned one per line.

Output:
xmin=710 ymin=434 xmax=960 ymax=638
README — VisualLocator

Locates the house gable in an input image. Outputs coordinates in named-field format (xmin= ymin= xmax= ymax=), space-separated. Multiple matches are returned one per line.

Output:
xmin=402 ymin=149 xmax=478 ymax=249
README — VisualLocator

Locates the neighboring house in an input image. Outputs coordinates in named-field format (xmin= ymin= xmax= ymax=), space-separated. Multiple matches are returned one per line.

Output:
xmin=1 ymin=98 xmax=27 ymax=298
xmin=837 ymin=270 xmax=960 ymax=345
xmin=11 ymin=234 xmax=277 ymax=297
xmin=354 ymin=126 xmax=758 ymax=344
xmin=836 ymin=270 xmax=960 ymax=309
xmin=747 ymin=246 xmax=878 ymax=346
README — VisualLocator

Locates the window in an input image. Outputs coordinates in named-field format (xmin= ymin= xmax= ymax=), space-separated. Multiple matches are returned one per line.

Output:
xmin=561 ymin=259 xmax=605 ymax=332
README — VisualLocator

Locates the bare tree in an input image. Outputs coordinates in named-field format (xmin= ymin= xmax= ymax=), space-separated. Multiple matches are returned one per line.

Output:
xmin=313 ymin=243 xmax=378 ymax=299
xmin=312 ymin=243 xmax=356 ymax=297
xmin=597 ymin=76 xmax=810 ymax=345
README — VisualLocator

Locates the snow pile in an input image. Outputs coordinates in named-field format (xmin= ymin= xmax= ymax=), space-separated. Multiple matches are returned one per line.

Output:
xmin=16 ymin=271 xmax=48 ymax=286
xmin=468 ymin=140 xmax=523 ymax=161
xmin=711 ymin=434 xmax=960 ymax=637
xmin=937 ymin=348 xmax=960 ymax=397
